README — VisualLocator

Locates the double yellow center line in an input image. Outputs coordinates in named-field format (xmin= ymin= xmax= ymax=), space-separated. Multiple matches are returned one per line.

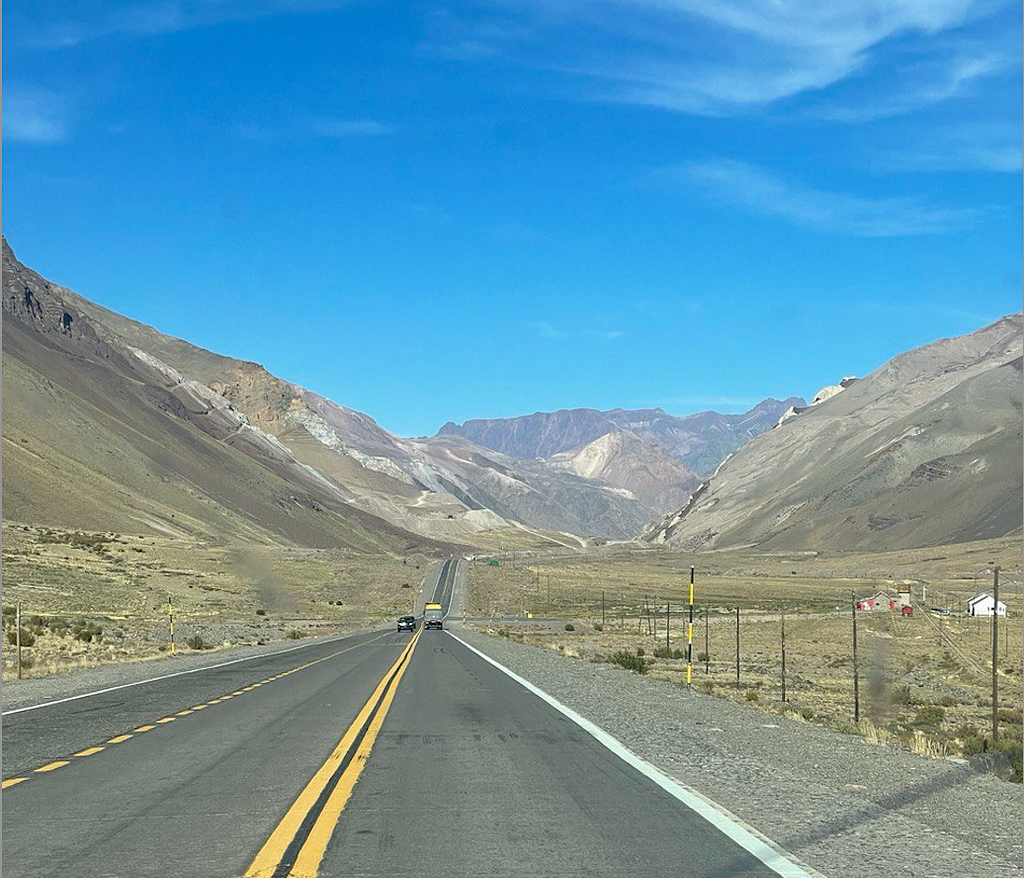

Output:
xmin=244 ymin=627 xmax=422 ymax=878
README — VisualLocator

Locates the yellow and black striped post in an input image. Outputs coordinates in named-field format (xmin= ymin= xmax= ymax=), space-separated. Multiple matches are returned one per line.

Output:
xmin=687 ymin=566 xmax=695 ymax=687
xmin=168 ymin=596 xmax=176 ymax=655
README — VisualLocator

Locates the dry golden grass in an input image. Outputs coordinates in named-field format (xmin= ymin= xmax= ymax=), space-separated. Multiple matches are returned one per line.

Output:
xmin=1 ymin=522 xmax=435 ymax=679
xmin=467 ymin=538 xmax=1024 ymax=769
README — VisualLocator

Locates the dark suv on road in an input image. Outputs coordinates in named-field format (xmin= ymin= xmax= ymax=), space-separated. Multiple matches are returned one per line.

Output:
xmin=397 ymin=615 xmax=416 ymax=632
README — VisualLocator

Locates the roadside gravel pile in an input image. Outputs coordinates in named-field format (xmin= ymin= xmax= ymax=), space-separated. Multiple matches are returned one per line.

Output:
xmin=458 ymin=626 xmax=1023 ymax=878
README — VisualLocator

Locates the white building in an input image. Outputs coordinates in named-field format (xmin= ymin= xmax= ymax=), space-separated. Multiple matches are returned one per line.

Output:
xmin=967 ymin=592 xmax=1007 ymax=617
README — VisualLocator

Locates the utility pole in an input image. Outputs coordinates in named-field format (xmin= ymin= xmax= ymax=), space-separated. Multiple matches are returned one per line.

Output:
xmin=735 ymin=607 xmax=740 ymax=685
xmin=992 ymin=565 xmax=1000 ymax=742
xmin=852 ymin=592 xmax=860 ymax=723
xmin=16 ymin=603 xmax=22 ymax=680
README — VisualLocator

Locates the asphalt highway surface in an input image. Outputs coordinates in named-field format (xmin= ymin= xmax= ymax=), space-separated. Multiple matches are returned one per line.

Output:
xmin=2 ymin=560 xmax=804 ymax=878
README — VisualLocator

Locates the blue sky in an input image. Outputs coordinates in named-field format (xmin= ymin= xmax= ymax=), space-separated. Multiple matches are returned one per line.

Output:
xmin=4 ymin=1 xmax=1022 ymax=437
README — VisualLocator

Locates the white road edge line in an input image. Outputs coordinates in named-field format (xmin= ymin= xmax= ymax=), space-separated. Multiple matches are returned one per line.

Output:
xmin=2 ymin=630 xmax=377 ymax=717
xmin=446 ymin=630 xmax=821 ymax=878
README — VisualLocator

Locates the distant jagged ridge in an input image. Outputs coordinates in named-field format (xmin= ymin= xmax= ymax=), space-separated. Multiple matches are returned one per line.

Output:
xmin=438 ymin=397 xmax=805 ymax=476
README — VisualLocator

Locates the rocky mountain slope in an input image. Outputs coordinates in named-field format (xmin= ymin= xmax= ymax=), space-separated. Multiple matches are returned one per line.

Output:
xmin=549 ymin=431 xmax=701 ymax=514
xmin=2 ymin=238 xmax=438 ymax=552
xmin=3 ymin=239 xmax=651 ymax=539
xmin=438 ymin=397 xmax=804 ymax=476
xmin=645 ymin=315 xmax=1024 ymax=551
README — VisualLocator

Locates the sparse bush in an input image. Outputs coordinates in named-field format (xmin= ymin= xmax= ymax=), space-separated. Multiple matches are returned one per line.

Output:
xmin=800 ymin=706 xmax=815 ymax=721
xmin=6 ymin=628 xmax=35 ymax=648
xmin=255 ymin=609 xmax=267 ymax=616
xmin=185 ymin=634 xmax=209 ymax=650
xmin=892 ymin=684 xmax=915 ymax=705
xmin=593 ymin=623 xmax=603 ymax=632
xmin=997 ymin=707 xmax=1023 ymax=725
xmin=564 ymin=623 xmax=575 ymax=632
xmin=285 ymin=630 xmax=306 ymax=640
xmin=912 ymin=705 xmax=946 ymax=731
xmin=636 ymin=647 xmax=645 ymax=657
xmin=653 ymin=645 xmax=686 ymax=659
xmin=606 ymin=650 xmax=650 ymax=675
xmin=745 ymin=690 xmax=759 ymax=703
xmin=697 ymin=651 xmax=709 ymax=663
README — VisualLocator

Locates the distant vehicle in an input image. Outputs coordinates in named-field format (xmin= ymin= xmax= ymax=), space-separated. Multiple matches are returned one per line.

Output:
xmin=424 ymin=602 xmax=444 ymax=630
xmin=397 ymin=615 xmax=416 ymax=632
xmin=930 ymin=607 xmax=951 ymax=616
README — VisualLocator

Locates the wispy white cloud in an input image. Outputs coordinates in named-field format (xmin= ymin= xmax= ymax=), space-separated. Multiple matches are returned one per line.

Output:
xmin=425 ymin=1 xmax=1001 ymax=118
xmin=532 ymin=321 xmax=568 ymax=339
xmin=236 ymin=117 xmax=394 ymax=142
xmin=815 ymin=50 xmax=1017 ymax=123
xmin=23 ymin=1 xmax=349 ymax=49
xmin=878 ymin=124 xmax=1023 ymax=173
xmin=2 ymin=85 xmax=69 ymax=143
xmin=309 ymin=118 xmax=394 ymax=137
xmin=599 ymin=329 xmax=626 ymax=340
xmin=672 ymin=159 xmax=986 ymax=236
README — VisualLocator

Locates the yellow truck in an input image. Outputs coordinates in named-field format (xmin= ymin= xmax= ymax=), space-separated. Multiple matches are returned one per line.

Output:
xmin=424 ymin=602 xmax=444 ymax=630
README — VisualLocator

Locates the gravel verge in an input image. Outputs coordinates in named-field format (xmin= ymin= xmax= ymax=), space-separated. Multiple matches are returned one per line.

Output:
xmin=1 ymin=625 xmax=377 ymax=714
xmin=457 ymin=626 xmax=1023 ymax=878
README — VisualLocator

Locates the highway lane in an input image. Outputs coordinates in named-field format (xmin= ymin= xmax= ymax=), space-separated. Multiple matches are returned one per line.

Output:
xmin=310 ymin=628 xmax=779 ymax=878
xmin=3 ymin=559 xmax=805 ymax=877
xmin=1 ymin=628 xmax=416 ymax=878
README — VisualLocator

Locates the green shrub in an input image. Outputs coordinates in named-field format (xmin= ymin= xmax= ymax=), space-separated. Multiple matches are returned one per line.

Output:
xmin=997 ymin=707 xmax=1023 ymax=725
xmin=285 ymin=630 xmax=306 ymax=640
xmin=800 ymin=706 xmax=815 ymax=720
xmin=5 ymin=628 xmax=35 ymax=648
xmin=606 ymin=650 xmax=650 ymax=674
xmin=653 ymin=645 xmax=686 ymax=659
xmin=745 ymin=690 xmax=759 ymax=702
xmin=255 ymin=609 xmax=267 ymax=616
xmin=185 ymin=634 xmax=208 ymax=650
xmin=564 ymin=624 xmax=575 ymax=632
xmin=593 ymin=623 xmax=603 ymax=632
xmin=912 ymin=705 xmax=946 ymax=731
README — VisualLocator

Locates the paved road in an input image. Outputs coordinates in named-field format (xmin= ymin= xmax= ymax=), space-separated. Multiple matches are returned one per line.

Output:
xmin=2 ymin=560 xmax=800 ymax=878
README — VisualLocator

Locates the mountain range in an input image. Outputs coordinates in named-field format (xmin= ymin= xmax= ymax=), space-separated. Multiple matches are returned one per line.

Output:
xmin=6 ymin=236 xmax=1018 ymax=552
xmin=645 ymin=313 xmax=1024 ymax=551
xmin=4 ymin=238 xmax=770 ymax=542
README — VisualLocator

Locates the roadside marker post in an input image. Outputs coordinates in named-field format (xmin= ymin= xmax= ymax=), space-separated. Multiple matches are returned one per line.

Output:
xmin=780 ymin=606 xmax=787 ymax=703
xmin=666 ymin=601 xmax=670 ymax=653
xmin=168 ymin=597 xmax=176 ymax=656
xmin=851 ymin=592 xmax=860 ymax=723
xmin=16 ymin=603 xmax=23 ymax=680
xmin=735 ymin=607 xmax=741 ymax=685
xmin=991 ymin=565 xmax=1000 ymax=742
xmin=687 ymin=566 xmax=694 ymax=687
xmin=705 ymin=606 xmax=710 ymax=674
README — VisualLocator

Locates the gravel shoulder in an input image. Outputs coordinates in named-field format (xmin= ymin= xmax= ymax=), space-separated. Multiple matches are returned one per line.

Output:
xmin=456 ymin=625 xmax=1023 ymax=878
xmin=0 ymin=626 xmax=377 ymax=714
